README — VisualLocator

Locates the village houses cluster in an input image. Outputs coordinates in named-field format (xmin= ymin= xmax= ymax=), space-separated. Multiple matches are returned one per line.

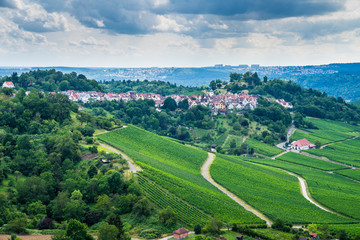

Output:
xmin=1 ymin=81 xmax=293 ymax=114
xmin=61 ymin=90 xmax=293 ymax=114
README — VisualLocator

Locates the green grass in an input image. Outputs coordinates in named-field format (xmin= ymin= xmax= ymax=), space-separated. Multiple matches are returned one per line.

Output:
xmin=223 ymin=135 xmax=243 ymax=149
xmin=246 ymin=138 xmax=283 ymax=157
xmin=277 ymin=152 xmax=348 ymax=171
xmin=254 ymin=228 xmax=295 ymax=240
xmin=246 ymin=158 xmax=360 ymax=221
xmin=211 ymin=154 xmax=349 ymax=224
xmin=306 ymin=137 xmax=360 ymax=167
xmin=213 ymin=134 xmax=228 ymax=146
xmin=335 ymin=169 xmax=360 ymax=181
xmin=98 ymin=125 xmax=263 ymax=225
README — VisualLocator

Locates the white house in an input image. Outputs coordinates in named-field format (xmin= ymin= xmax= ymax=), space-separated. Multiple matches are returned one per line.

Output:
xmin=2 ymin=81 xmax=15 ymax=88
xmin=290 ymin=138 xmax=316 ymax=150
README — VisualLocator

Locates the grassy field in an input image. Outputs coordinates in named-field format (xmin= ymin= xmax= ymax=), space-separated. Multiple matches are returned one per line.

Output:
xmin=306 ymin=137 xmax=360 ymax=167
xmin=98 ymin=125 xmax=263 ymax=225
xmin=247 ymin=158 xmax=360 ymax=221
xmin=211 ymin=155 xmax=349 ymax=224
xmin=246 ymin=138 xmax=283 ymax=157
xmin=276 ymin=152 xmax=348 ymax=171
xmin=223 ymin=135 xmax=244 ymax=149
xmin=334 ymin=169 xmax=360 ymax=181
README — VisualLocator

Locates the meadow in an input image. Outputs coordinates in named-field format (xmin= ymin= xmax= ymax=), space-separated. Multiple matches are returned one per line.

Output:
xmin=247 ymin=158 xmax=360 ymax=221
xmin=222 ymin=135 xmax=283 ymax=157
xmin=98 ymin=125 xmax=263 ymax=225
xmin=211 ymin=154 xmax=350 ymax=224
xmin=246 ymin=138 xmax=284 ymax=157
xmin=276 ymin=152 xmax=347 ymax=171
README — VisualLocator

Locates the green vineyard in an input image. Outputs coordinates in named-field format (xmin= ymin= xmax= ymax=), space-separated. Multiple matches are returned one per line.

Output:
xmin=211 ymin=155 xmax=350 ymax=224
xmin=137 ymin=174 xmax=210 ymax=226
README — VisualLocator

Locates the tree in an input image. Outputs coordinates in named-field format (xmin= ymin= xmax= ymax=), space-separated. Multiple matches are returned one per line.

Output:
xmin=159 ymin=207 xmax=177 ymax=226
xmin=162 ymin=97 xmax=177 ymax=111
xmin=27 ymin=200 xmax=46 ymax=216
xmin=230 ymin=139 xmax=236 ymax=149
xmin=194 ymin=224 xmax=202 ymax=234
xmin=178 ymin=98 xmax=189 ymax=110
xmin=5 ymin=218 xmax=27 ymax=234
xmin=314 ymin=141 xmax=321 ymax=149
xmin=107 ymin=172 xmax=124 ymax=194
xmin=87 ymin=165 xmax=98 ymax=178
xmin=106 ymin=214 xmax=125 ymax=240
xmin=98 ymin=223 xmax=119 ymax=240
xmin=202 ymin=218 xmax=223 ymax=235
xmin=133 ymin=198 xmax=153 ymax=219
xmin=65 ymin=219 xmax=91 ymax=240
xmin=64 ymin=190 xmax=87 ymax=221
xmin=338 ymin=229 xmax=348 ymax=240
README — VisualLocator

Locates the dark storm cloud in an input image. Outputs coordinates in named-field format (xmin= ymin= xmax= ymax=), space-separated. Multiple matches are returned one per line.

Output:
xmin=33 ymin=0 xmax=345 ymax=35
xmin=0 ymin=0 xmax=18 ymax=8
xmin=155 ymin=0 xmax=344 ymax=19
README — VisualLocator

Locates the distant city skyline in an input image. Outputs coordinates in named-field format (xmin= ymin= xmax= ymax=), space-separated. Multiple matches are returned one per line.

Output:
xmin=0 ymin=0 xmax=360 ymax=67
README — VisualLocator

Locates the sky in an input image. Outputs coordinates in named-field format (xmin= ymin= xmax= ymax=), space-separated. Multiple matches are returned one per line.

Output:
xmin=0 ymin=0 xmax=360 ymax=67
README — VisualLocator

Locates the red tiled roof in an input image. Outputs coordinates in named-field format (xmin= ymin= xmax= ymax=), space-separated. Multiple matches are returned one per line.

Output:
xmin=291 ymin=138 xmax=315 ymax=147
xmin=173 ymin=228 xmax=189 ymax=234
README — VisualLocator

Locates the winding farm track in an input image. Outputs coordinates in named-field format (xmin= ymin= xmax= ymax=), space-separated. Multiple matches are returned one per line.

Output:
xmin=300 ymin=152 xmax=358 ymax=169
xmin=201 ymin=153 xmax=273 ymax=226
xmin=280 ymin=169 xmax=341 ymax=215
xmin=98 ymin=142 xmax=142 ymax=173
xmin=320 ymin=135 xmax=359 ymax=149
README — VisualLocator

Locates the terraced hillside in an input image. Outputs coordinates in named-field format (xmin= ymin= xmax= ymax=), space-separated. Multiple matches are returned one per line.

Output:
xmin=307 ymin=137 xmax=360 ymax=167
xmin=98 ymin=125 xmax=263 ymax=225
xmin=211 ymin=154 xmax=351 ymax=224
xmin=291 ymin=118 xmax=360 ymax=146
xmin=247 ymin=157 xmax=360 ymax=221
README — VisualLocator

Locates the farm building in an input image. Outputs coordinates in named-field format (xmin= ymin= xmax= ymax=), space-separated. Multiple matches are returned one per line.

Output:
xmin=173 ymin=228 xmax=189 ymax=239
xmin=310 ymin=233 xmax=320 ymax=240
xmin=290 ymin=138 xmax=315 ymax=150
xmin=2 ymin=81 xmax=14 ymax=88
xmin=236 ymin=235 xmax=243 ymax=240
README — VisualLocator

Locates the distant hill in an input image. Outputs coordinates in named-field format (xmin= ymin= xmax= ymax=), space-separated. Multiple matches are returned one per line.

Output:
xmin=1 ymin=63 xmax=359 ymax=100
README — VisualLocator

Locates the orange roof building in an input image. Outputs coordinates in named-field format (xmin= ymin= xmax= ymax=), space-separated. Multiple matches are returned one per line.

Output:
xmin=290 ymin=138 xmax=316 ymax=150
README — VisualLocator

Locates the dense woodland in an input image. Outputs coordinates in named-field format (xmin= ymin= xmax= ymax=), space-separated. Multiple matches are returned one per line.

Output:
xmin=0 ymin=69 xmax=104 ymax=92
xmin=102 ymin=79 xmax=201 ymax=95
xmin=0 ymin=88 xmax=169 ymax=240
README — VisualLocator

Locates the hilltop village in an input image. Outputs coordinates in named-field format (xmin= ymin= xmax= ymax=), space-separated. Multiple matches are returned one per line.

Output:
xmin=60 ymin=90 xmax=293 ymax=114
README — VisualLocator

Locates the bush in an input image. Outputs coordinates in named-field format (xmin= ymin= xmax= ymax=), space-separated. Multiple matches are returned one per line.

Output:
xmin=5 ymin=218 xmax=27 ymax=234
xmin=39 ymin=217 xmax=53 ymax=230
xmin=194 ymin=224 xmax=202 ymax=234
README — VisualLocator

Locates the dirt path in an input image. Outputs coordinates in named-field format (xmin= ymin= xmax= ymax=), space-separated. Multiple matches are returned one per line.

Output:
xmin=99 ymin=142 xmax=142 ymax=173
xmin=320 ymin=135 xmax=359 ymax=149
xmin=271 ymin=150 xmax=288 ymax=160
xmin=300 ymin=152 xmax=358 ymax=169
xmin=0 ymin=235 xmax=53 ymax=240
xmin=280 ymin=169 xmax=353 ymax=219
xmin=201 ymin=152 xmax=273 ymax=226
xmin=276 ymin=122 xmax=295 ymax=150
